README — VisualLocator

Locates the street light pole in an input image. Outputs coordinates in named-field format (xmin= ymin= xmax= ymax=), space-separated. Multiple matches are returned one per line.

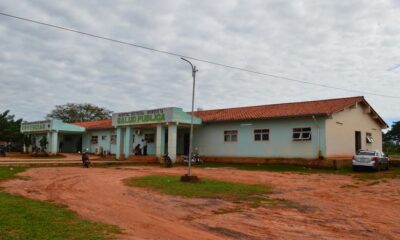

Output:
xmin=181 ymin=57 xmax=197 ymax=177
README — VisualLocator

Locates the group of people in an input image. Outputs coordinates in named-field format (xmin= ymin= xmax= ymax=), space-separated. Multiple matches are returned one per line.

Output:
xmin=134 ymin=139 xmax=148 ymax=156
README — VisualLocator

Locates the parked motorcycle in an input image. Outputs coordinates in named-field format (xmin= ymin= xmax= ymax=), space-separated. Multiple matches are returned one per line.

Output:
xmin=82 ymin=150 xmax=90 ymax=168
xmin=0 ymin=146 xmax=6 ymax=157
xmin=163 ymin=154 xmax=173 ymax=168
xmin=183 ymin=151 xmax=203 ymax=164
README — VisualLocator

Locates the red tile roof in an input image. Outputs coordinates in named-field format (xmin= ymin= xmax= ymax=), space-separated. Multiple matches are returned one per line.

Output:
xmin=72 ymin=119 xmax=112 ymax=130
xmin=71 ymin=96 xmax=388 ymax=129
xmin=193 ymin=96 xmax=380 ymax=123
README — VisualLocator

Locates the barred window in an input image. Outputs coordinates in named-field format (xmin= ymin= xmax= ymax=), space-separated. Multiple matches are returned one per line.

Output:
xmin=91 ymin=136 xmax=98 ymax=144
xmin=144 ymin=133 xmax=155 ymax=143
xmin=292 ymin=128 xmax=311 ymax=141
xmin=224 ymin=130 xmax=238 ymax=142
xmin=254 ymin=129 xmax=269 ymax=141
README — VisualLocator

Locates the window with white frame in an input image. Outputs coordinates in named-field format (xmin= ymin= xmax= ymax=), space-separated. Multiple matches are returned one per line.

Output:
xmin=292 ymin=128 xmax=312 ymax=141
xmin=366 ymin=132 xmax=374 ymax=143
xmin=224 ymin=130 xmax=238 ymax=142
xmin=254 ymin=129 xmax=269 ymax=141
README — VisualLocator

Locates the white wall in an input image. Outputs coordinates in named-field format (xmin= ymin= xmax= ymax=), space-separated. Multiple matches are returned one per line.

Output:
xmin=325 ymin=103 xmax=384 ymax=158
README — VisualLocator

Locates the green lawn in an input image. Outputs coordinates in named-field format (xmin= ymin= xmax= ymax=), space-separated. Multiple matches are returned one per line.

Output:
xmin=0 ymin=167 xmax=27 ymax=182
xmin=194 ymin=162 xmax=353 ymax=174
xmin=354 ymin=167 xmax=400 ymax=180
xmin=193 ymin=162 xmax=400 ymax=180
xmin=0 ymin=167 xmax=121 ymax=240
xmin=125 ymin=175 xmax=271 ymax=201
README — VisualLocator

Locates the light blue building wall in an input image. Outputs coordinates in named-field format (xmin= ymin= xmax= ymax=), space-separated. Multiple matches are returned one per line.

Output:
xmin=130 ymin=128 xmax=157 ymax=155
xmin=82 ymin=128 xmax=158 ymax=155
xmin=82 ymin=129 xmax=116 ymax=154
xmin=193 ymin=117 xmax=326 ymax=159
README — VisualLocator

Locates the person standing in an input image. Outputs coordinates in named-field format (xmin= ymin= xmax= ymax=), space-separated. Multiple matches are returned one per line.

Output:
xmin=59 ymin=141 xmax=63 ymax=153
xmin=142 ymin=139 xmax=147 ymax=156
xmin=134 ymin=144 xmax=141 ymax=156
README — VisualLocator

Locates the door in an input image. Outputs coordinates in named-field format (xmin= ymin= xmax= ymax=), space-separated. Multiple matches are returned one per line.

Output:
xmin=183 ymin=133 xmax=190 ymax=155
xmin=355 ymin=131 xmax=361 ymax=153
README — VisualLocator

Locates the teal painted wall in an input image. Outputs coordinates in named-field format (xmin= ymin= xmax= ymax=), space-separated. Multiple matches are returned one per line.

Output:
xmin=193 ymin=117 xmax=326 ymax=159
xmin=52 ymin=119 xmax=85 ymax=132
xmin=131 ymin=128 xmax=157 ymax=155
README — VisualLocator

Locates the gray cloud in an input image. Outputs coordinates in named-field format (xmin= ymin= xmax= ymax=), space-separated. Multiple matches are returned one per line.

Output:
xmin=0 ymin=0 xmax=399 ymax=123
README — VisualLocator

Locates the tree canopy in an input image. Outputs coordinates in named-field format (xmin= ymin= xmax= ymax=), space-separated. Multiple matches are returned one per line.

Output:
xmin=46 ymin=103 xmax=112 ymax=123
xmin=0 ymin=110 xmax=23 ymax=143
xmin=384 ymin=121 xmax=400 ymax=142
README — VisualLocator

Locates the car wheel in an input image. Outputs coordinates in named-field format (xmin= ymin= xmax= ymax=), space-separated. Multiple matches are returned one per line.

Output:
xmin=374 ymin=163 xmax=380 ymax=172
xmin=352 ymin=165 xmax=358 ymax=172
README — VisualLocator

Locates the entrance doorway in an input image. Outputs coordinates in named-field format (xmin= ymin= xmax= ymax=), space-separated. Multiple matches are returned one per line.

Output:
xmin=355 ymin=131 xmax=361 ymax=153
xmin=183 ymin=133 xmax=190 ymax=155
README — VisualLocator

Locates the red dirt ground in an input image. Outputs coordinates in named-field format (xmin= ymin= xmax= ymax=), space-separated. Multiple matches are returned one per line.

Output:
xmin=1 ymin=166 xmax=400 ymax=239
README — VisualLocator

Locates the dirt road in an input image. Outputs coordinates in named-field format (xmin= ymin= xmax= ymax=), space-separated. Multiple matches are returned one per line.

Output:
xmin=2 ymin=166 xmax=400 ymax=239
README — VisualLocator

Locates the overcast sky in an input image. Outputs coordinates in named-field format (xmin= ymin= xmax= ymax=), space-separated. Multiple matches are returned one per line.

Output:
xmin=0 ymin=0 xmax=399 ymax=126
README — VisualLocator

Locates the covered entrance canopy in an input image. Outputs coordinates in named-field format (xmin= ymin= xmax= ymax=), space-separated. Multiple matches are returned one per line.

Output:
xmin=112 ymin=107 xmax=202 ymax=161
xmin=21 ymin=119 xmax=86 ymax=154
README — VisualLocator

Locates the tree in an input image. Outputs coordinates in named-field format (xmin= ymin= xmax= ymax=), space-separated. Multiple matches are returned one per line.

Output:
xmin=0 ymin=110 xmax=23 ymax=144
xmin=385 ymin=121 xmax=400 ymax=141
xmin=39 ymin=136 xmax=48 ymax=152
xmin=46 ymin=103 xmax=112 ymax=123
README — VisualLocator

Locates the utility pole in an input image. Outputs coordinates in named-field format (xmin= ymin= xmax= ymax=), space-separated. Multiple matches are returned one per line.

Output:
xmin=181 ymin=57 xmax=197 ymax=176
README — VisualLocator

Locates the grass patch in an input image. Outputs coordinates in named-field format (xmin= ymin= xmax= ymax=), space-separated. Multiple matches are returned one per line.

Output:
xmin=195 ymin=163 xmax=400 ymax=181
xmin=0 ymin=167 xmax=121 ymax=239
xmin=125 ymin=175 xmax=271 ymax=201
xmin=0 ymin=192 xmax=120 ymax=240
xmin=354 ymin=167 xmax=400 ymax=180
xmin=195 ymin=162 xmax=353 ymax=174
xmin=0 ymin=167 xmax=27 ymax=181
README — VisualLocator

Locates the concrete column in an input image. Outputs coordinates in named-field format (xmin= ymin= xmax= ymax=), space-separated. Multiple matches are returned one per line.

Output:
xmin=46 ymin=132 xmax=51 ymax=152
xmin=124 ymin=127 xmax=133 ymax=159
xmin=50 ymin=131 xmax=58 ymax=154
xmin=168 ymin=124 xmax=177 ymax=162
xmin=156 ymin=125 xmax=165 ymax=158
xmin=23 ymin=134 xmax=27 ymax=153
xmin=116 ymin=127 xmax=124 ymax=160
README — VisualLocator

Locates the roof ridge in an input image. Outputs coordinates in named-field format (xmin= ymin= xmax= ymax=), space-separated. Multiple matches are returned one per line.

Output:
xmin=194 ymin=96 xmax=364 ymax=113
xmin=73 ymin=119 xmax=112 ymax=124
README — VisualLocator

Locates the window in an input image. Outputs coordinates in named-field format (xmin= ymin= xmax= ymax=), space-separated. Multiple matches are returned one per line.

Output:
xmin=91 ymin=136 xmax=98 ymax=144
xmin=292 ymin=128 xmax=312 ymax=141
xmin=110 ymin=135 xmax=117 ymax=144
xmin=144 ymin=133 xmax=155 ymax=143
xmin=224 ymin=130 xmax=238 ymax=142
xmin=101 ymin=136 xmax=107 ymax=140
xmin=357 ymin=150 xmax=375 ymax=156
xmin=254 ymin=129 xmax=269 ymax=141
xmin=366 ymin=132 xmax=374 ymax=143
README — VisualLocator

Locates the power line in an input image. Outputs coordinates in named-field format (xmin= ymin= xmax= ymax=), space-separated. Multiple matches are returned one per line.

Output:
xmin=0 ymin=11 xmax=399 ymax=99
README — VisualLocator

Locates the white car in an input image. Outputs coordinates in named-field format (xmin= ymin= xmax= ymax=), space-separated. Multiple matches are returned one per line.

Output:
xmin=352 ymin=150 xmax=390 ymax=171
